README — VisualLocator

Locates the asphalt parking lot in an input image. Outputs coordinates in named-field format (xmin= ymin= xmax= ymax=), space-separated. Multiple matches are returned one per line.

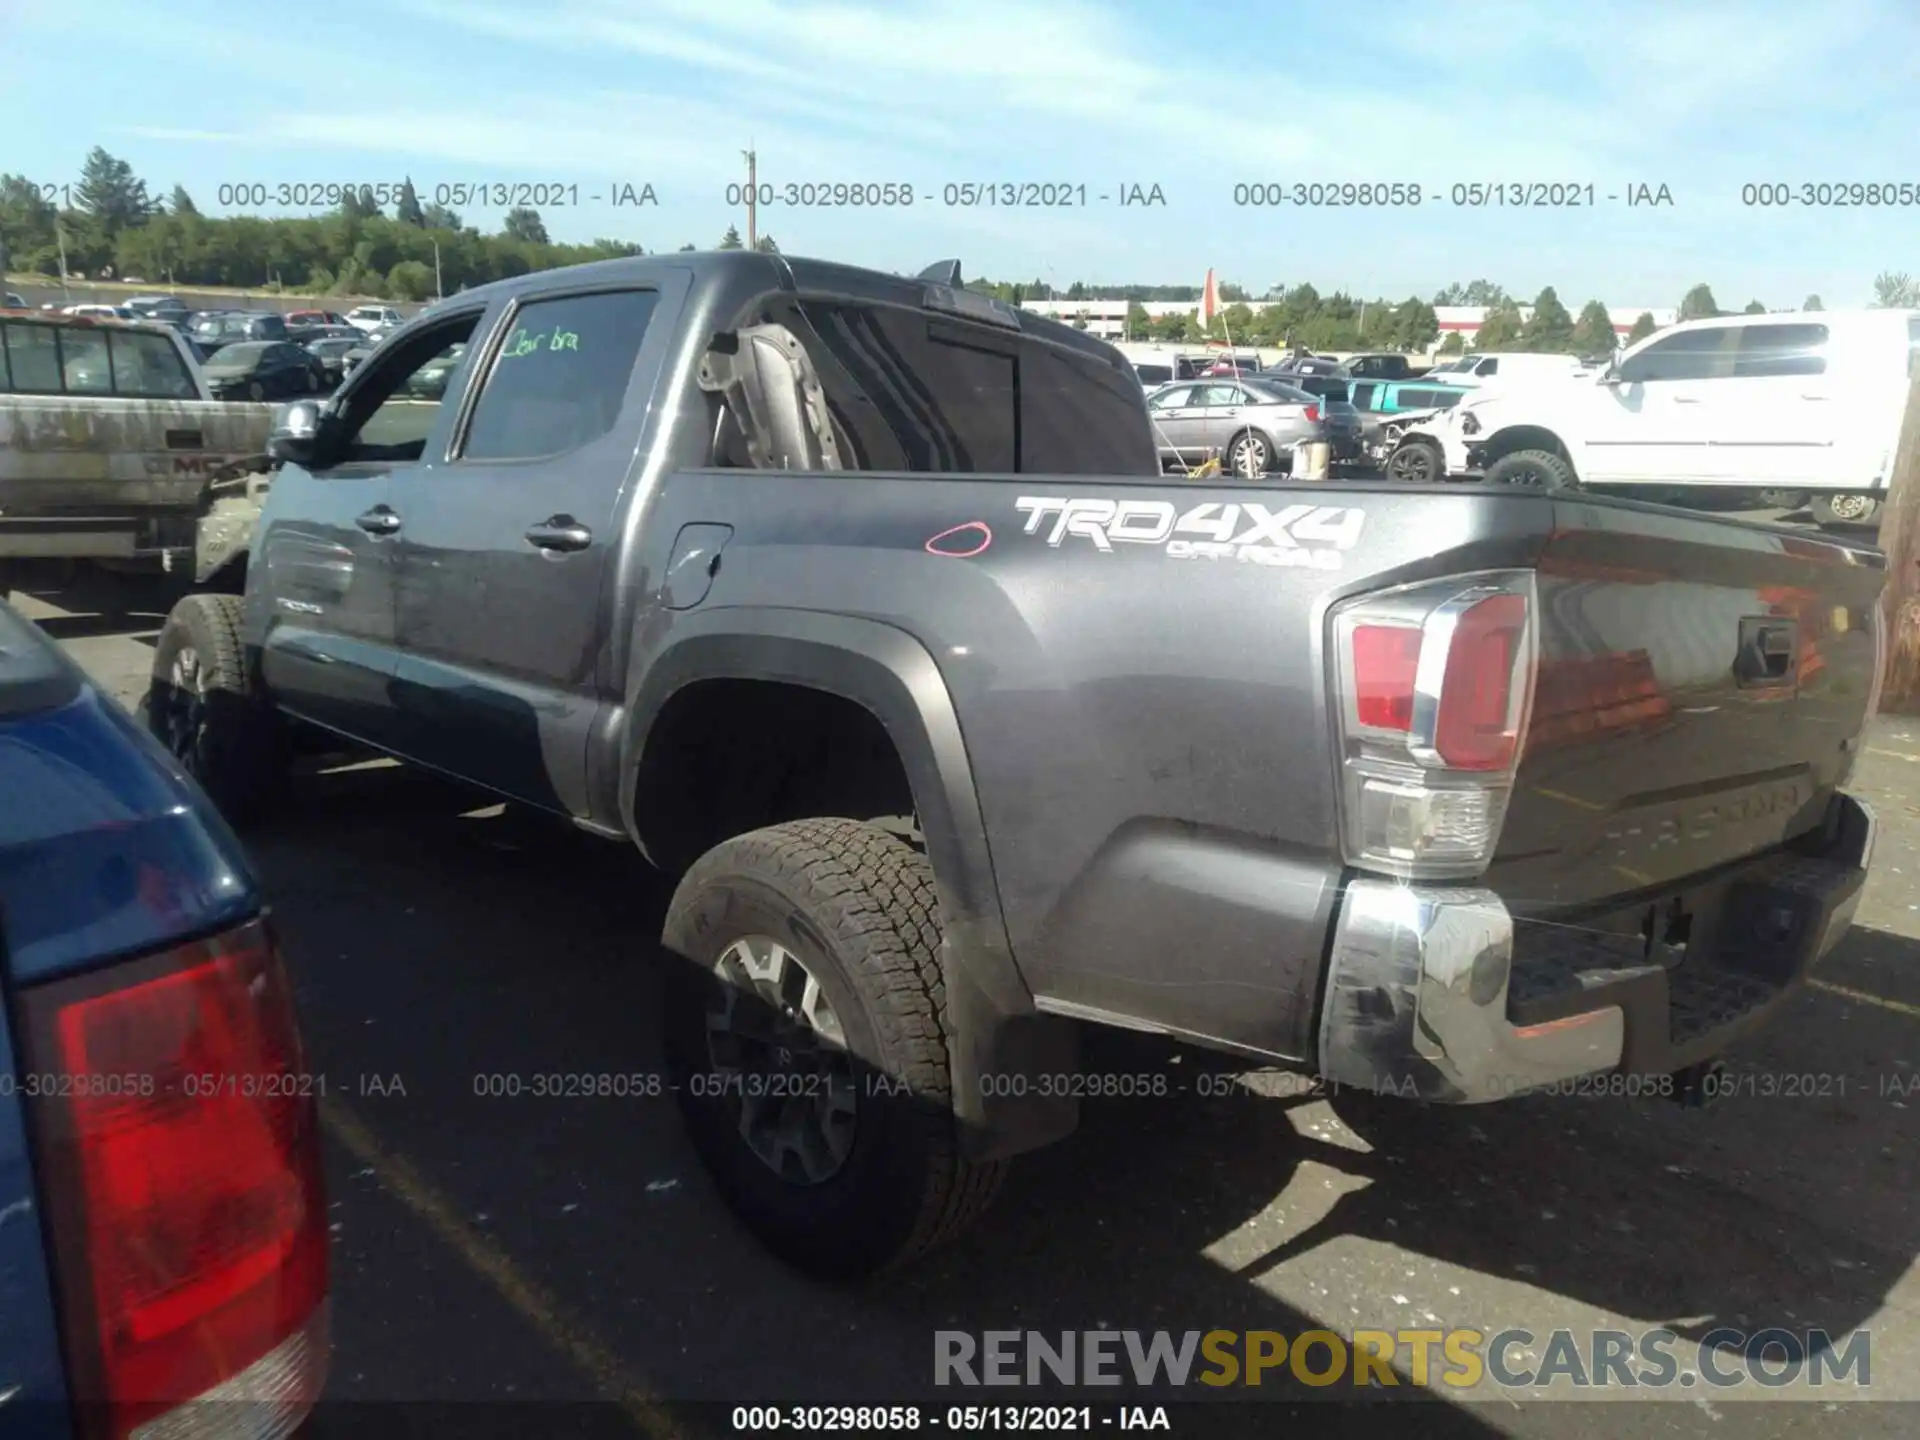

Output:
xmin=13 ymin=562 xmax=1919 ymax=1439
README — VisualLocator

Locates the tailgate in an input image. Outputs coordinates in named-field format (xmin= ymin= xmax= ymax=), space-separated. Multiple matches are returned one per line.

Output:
xmin=1491 ymin=501 xmax=1884 ymax=912
xmin=0 ymin=396 xmax=275 ymax=514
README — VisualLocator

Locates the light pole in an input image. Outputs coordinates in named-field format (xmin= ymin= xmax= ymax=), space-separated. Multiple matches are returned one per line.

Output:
xmin=743 ymin=146 xmax=757 ymax=250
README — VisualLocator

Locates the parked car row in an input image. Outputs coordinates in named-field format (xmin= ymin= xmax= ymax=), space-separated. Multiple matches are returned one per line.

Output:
xmin=1383 ymin=308 xmax=1920 ymax=528
xmin=1143 ymin=374 xmax=1364 ymax=474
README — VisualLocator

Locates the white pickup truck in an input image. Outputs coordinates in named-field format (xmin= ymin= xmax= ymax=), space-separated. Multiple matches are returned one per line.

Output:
xmin=0 ymin=309 xmax=276 ymax=591
xmin=1387 ymin=309 xmax=1920 ymax=528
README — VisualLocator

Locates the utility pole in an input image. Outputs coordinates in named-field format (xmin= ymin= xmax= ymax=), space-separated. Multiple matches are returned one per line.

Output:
xmin=433 ymin=239 xmax=443 ymax=300
xmin=1874 ymin=370 xmax=1920 ymax=711
xmin=743 ymin=146 xmax=757 ymax=250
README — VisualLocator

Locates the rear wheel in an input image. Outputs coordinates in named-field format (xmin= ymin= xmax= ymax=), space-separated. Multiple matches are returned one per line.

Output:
xmin=660 ymin=818 xmax=1006 ymax=1280
xmin=247 ymin=380 xmax=266 ymax=401
xmin=145 ymin=593 xmax=289 ymax=824
xmin=1227 ymin=431 xmax=1272 ymax=477
xmin=1482 ymin=448 xmax=1578 ymax=491
xmin=1811 ymin=493 xmax=1879 ymax=529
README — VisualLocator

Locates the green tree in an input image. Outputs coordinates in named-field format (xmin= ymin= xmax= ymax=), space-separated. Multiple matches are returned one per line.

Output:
xmin=1432 ymin=279 xmax=1509 ymax=307
xmin=1125 ymin=299 xmax=1149 ymax=339
xmin=386 ymin=258 xmax=435 ymax=300
xmin=0 ymin=173 xmax=59 ymax=266
xmin=1437 ymin=331 xmax=1465 ymax=355
xmin=678 ymin=242 xmax=697 ymax=252
xmin=1626 ymin=311 xmax=1659 ymax=344
xmin=1519 ymin=286 xmax=1577 ymax=351
xmin=168 ymin=184 xmax=198 ymax=217
xmin=1473 ymin=299 xmax=1526 ymax=350
xmin=336 ymin=185 xmax=382 ymax=221
xmin=1570 ymin=300 xmax=1617 ymax=357
xmin=1389 ymin=297 xmax=1440 ymax=351
xmin=1872 ymin=271 xmax=1919 ymax=307
xmin=718 ymin=224 xmax=743 ymax=249
xmin=74 ymin=147 xmax=153 ymax=234
xmin=754 ymin=233 xmax=779 ymax=253
xmin=502 ymin=206 xmax=548 ymax=244
xmin=1677 ymin=283 xmax=1719 ymax=321
xmin=396 ymin=178 xmax=426 ymax=226
xmin=1743 ymin=299 xmax=1766 ymax=314
xmin=1803 ymin=294 xmax=1823 ymax=311
xmin=420 ymin=201 xmax=461 ymax=230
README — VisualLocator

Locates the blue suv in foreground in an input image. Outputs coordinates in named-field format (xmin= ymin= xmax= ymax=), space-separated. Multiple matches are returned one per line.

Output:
xmin=0 ymin=599 xmax=329 ymax=1438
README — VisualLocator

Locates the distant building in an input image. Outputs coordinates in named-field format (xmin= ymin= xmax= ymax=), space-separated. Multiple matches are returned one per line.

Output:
xmin=1017 ymin=298 xmax=1677 ymax=351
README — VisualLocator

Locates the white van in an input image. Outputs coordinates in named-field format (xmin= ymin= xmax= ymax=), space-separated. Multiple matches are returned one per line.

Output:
xmin=1401 ymin=310 xmax=1920 ymax=526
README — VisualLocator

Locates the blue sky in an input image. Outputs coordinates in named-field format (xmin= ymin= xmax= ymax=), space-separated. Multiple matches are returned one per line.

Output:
xmin=6 ymin=0 xmax=1919 ymax=306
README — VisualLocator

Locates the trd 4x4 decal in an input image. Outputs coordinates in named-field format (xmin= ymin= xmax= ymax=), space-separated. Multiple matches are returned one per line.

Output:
xmin=1013 ymin=497 xmax=1366 ymax=569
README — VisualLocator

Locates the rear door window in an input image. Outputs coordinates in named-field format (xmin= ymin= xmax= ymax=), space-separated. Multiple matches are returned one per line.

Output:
xmin=459 ymin=289 xmax=660 ymax=462
xmin=60 ymin=329 xmax=113 ymax=394
xmin=1732 ymin=323 xmax=1828 ymax=378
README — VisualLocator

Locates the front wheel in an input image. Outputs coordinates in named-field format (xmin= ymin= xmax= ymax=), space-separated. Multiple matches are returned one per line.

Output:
xmin=145 ymin=593 xmax=289 ymax=824
xmin=1386 ymin=437 xmax=1442 ymax=484
xmin=660 ymin=818 xmax=1006 ymax=1280
xmin=1482 ymin=448 xmax=1578 ymax=491
xmin=1227 ymin=431 xmax=1272 ymax=478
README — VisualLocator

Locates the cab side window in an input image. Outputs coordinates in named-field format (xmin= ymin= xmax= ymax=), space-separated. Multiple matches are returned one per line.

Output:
xmin=458 ymin=290 xmax=660 ymax=462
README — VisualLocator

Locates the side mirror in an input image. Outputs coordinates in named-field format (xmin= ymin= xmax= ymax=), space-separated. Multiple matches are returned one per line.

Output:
xmin=267 ymin=399 xmax=327 ymax=466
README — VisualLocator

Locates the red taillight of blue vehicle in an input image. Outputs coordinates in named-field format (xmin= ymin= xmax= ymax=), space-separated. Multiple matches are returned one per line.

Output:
xmin=20 ymin=918 xmax=329 ymax=1440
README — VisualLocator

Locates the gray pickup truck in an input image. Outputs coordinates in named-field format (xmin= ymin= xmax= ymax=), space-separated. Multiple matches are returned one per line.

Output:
xmin=141 ymin=250 xmax=1885 ymax=1280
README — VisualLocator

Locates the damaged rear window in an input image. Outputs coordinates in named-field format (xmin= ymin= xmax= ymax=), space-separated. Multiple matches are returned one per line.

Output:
xmin=752 ymin=298 xmax=1155 ymax=475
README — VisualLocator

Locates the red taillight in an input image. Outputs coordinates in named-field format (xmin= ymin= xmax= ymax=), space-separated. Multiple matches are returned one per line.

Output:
xmin=1330 ymin=572 xmax=1538 ymax=878
xmin=1433 ymin=593 xmax=1528 ymax=770
xmin=1352 ymin=624 xmax=1421 ymax=730
xmin=1304 ymin=403 xmax=1322 ymax=422
xmin=21 ymin=920 xmax=329 ymax=1439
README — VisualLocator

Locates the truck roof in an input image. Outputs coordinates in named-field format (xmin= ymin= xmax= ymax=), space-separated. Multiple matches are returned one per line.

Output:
xmin=431 ymin=251 xmax=1130 ymax=370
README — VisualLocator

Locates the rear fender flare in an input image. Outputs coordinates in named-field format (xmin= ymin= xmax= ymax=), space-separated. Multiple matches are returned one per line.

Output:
xmin=622 ymin=607 xmax=1080 ymax=1159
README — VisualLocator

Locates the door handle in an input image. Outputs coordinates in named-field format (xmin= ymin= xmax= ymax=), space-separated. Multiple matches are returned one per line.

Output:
xmin=525 ymin=515 xmax=593 ymax=553
xmin=1672 ymin=395 xmax=1702 ymax=403
xmin=1800 ymin=394 xmax=1830 ymax=401
xmin=355 ymin=506 xmax=401 ymax=536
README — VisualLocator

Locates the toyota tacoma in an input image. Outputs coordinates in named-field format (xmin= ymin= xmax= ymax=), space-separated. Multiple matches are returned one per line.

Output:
xmin=139 ymin=250 xmax=1884 ymax=1279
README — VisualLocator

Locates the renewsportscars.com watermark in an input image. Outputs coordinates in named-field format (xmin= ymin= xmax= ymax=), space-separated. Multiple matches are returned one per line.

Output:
xmin=935 ymin=1328 xmax=1872 ymax=1392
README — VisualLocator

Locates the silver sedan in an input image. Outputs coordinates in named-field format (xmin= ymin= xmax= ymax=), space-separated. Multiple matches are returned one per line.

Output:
xmin=1144 ymin=378 xmax=1330 ymax=476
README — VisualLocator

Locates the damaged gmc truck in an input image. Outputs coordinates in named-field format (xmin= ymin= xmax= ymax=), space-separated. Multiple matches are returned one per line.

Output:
xmin=141 ymin=250 xmax=1885 ymax=1279
xmin=0 ymin=307 xmax=275 ymax=597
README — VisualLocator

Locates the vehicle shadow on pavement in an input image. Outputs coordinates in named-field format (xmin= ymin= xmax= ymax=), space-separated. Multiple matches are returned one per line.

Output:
xmin=247 ymin=761 xmax=1914 ymax=1434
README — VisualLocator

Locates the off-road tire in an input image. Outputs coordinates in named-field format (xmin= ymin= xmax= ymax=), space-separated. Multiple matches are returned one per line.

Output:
xmin=1482 ymin=448 xmax=1578 ymax=491
xmin=145 ymin=593 xmax=289 ymax=825
xmin=660 ymin=818 xmax=1006 ymax=1280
